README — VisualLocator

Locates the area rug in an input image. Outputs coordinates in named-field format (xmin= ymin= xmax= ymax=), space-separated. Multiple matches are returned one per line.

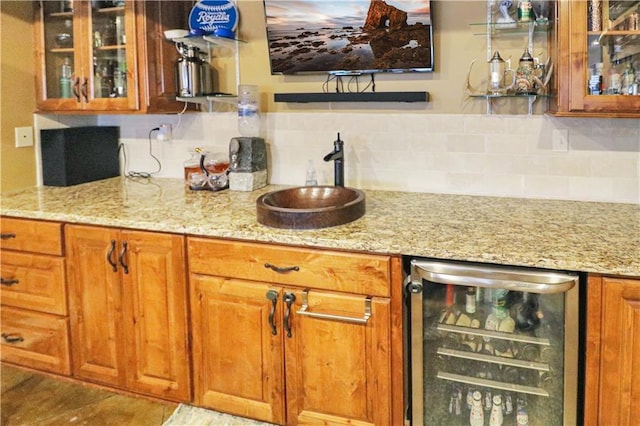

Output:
xmin=163 ymin=404 xmax=275 ymax=426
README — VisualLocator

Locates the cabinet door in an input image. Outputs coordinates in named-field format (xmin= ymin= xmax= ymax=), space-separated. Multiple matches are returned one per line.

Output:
xmin=66 ymin=224 xmax=125 ymax=387
xmin=120 ymin=230 xmax=190 ymax=401
xmin=285 ymin=289 xmax=392 ymax=426
xmin=587 ymin=277 xmax=640 ymax=426
xmin=136 ymin=1 xmax=194 ymax=113
xmin=35 ymin=0 xmax=140 ymax=112
xmin=83 ymin=0 xmax=139 ymax=111
xmin=34 ymin=0 xmax=84 ymax=110
xmin=555 ymin=1 xmax=640 ymax=117
xmin=190 ymin=275 xmax=286 ymax=425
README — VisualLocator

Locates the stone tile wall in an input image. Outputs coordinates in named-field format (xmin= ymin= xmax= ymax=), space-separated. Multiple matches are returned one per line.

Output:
xmin=37 ymin=112 xmax=639 ymax=204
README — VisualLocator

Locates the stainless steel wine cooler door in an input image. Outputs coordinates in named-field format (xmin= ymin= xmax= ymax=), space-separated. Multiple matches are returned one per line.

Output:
xmin=408 ymin=260 xmax=580 ymax=426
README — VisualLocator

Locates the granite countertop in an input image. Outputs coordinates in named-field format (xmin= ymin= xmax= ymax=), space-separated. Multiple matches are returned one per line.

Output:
xmin=1 ymin=177 xmax=639 ymax=277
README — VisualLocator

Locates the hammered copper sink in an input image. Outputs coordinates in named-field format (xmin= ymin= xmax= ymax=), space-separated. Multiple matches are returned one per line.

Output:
xmin=256 ymin=186 xmax=366 ymax=229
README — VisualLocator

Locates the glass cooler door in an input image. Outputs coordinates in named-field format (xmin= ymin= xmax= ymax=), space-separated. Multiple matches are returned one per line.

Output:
xmin=408 ymin=260 xmax=580 ymax=426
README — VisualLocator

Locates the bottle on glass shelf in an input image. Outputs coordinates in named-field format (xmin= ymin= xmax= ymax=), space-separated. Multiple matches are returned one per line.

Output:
xmin=622 ymin=62 xmax=636 ymax=95
xmin=59 ymin=57 xmax=72 ymax=98
xmin=609 ymin=64 xmax=622 ymax=94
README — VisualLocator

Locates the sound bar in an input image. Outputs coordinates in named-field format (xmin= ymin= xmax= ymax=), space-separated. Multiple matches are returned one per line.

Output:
xmin=274 ymin=91 xmax=429 ymax=103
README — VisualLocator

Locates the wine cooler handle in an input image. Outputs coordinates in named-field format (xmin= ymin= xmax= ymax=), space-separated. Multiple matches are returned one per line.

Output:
xmin=1 ymin=333 xmax=24 ymax=344
xmin=411 ymin=260 xmax=577 ymax=294
xmin=0 ymin=233 xmax=16 ymax=240
xmin=297 ymin=290 xmax=372 ymax=324
xmin=118 ymin=241 xmax=129 ymax=274
xmin=266 ymin=290 xmax=279 ymax=336
xmin=283 ymin=292 xmax=296 ymax=338
xmin=1 ymin=278 xmax=19 ymax=286
xmin=106 ymin=240 xmax=118 ymax=272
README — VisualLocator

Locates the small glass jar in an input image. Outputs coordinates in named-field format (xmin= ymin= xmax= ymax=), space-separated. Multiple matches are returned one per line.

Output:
xmin=183 ymin=149 xmax=202 ymax=186
xmin=488 ymin=51 xmax=511 ymax=95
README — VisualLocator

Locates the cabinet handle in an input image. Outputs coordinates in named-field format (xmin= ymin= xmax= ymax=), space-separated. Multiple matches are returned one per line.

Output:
xmin=118 ymin=241 xmax=129 ymax=274
xmin=283 ymin=292 xmax=296 ymax=338
xmin=1 ymin=278 xmax=19 ymax=286
xmin=1 ymin=333 xmax=24 ymax=344
xmin=0 ymin=233 xmax=16 ymax=240
xmin=266 ymin=290 xmax=279 ymax=335
xmin=81 ymin=78 xmax=89 ymax=102
xmin=297 ymin=290 xmax=372 ymax=324
xmin=72 ymin=77 xmax=81 ymax=102
xmin=264 ymin=263 xmax=299 ymax=273
xmin=107 ymin=239 xmax=118 ymax=272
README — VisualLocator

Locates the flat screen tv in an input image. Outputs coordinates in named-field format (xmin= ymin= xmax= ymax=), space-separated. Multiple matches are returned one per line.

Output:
xmin=263 ymin=0 xmax=434 ymax=75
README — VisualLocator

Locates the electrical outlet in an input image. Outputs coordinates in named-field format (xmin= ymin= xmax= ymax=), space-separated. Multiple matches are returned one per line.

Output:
xmin=157 ymin=123 xmax=173 ymax=142
xmin=552 ymin=129 xmax=569 ymax=152
xmin=15 ymin=126 xmax=34 ymax=148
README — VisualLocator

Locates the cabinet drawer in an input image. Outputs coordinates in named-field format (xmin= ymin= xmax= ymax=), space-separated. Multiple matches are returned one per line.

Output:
xmin=1 ymin=218 xmax=63 ymax=256
xmin=1 ymin=306 xmax=71 ymax=375
xmin=188 ymin=238 xmax=391 ymax=297
xmin=1 ymin=251 xmax=67 ymax=315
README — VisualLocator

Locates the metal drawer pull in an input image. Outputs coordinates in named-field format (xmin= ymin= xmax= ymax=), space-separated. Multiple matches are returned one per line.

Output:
xmin=107 ymin=240 xmax=118 ymax=272
xmin=283 ymin=292 xmax=296 ymax=338
xmin=297 ymin=290 xmax=372 ymax=324
xmin=118 ymin=241 xmax=129 ymax=274
xmin=0 ymin=233 xmax=16 ymax=240
xmin=264 ymin=263 xmax=299 ymax=273
xmin=266 ymin=290 xmax=279 ymax=335
xmin=1 ymin=333 xmax=24 ymax=343
xmin=1 ymin=278 xmax=19 ymax=286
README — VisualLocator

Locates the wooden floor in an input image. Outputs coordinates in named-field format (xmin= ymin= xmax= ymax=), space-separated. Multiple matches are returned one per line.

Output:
xmin=1 ymin=364 xmax=178 ymax=425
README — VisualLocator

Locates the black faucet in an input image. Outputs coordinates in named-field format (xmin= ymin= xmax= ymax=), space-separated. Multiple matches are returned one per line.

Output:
xmin=323 ymin=133 xmax=344 ymax=187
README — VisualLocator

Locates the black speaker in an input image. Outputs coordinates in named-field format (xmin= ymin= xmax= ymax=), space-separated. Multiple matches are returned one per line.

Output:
xmin=40 ymin=126 xmax=120 ymax=187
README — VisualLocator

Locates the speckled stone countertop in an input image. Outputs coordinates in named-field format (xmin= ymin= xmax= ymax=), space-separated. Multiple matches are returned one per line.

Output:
xmin=1 ymin=177 xmax=638 ymax=277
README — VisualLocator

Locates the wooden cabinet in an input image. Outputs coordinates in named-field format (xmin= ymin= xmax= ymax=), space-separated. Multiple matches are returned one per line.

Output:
xmin=585 ymin=275 xmax=640 ymax=425
xmin=0 ymin=217 xmax=70 ymax=375
xmin=188 ymin=237 xmax=404 ymax=426
xmin=34 ymin=0 xmax=191 ymax=113
xmin=66 ymin=224 xmax=191 ymax=402
xmin=553 ymin=0 xmax=640 ymax=117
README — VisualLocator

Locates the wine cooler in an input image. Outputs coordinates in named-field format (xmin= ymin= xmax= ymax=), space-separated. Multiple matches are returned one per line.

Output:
xmin=407 ymin=259 xmax=583 ymax=425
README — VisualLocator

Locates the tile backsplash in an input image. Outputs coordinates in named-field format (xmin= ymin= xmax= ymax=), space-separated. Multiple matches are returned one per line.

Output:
xmin=46 ymin=112 xmax=638 ymax=204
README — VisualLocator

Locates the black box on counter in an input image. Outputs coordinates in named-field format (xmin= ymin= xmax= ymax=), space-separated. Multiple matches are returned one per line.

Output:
xmin=40 ymin=126 xmax=120 ymax=186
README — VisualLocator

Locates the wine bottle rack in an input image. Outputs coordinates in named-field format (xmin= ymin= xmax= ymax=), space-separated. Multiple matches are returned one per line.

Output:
xmin=437 ymin=372 xmax=550 ymax=397
xmin=437 ymin=323 xmax=551 ymax=346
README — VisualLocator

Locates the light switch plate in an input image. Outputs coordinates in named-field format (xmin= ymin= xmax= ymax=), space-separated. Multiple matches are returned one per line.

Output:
xmin=15 ymin=126 xmax=34 ymax=148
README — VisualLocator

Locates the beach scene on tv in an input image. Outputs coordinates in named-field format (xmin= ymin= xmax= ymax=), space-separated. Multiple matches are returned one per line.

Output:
xmin=264 ymin=0 xmax=433 ymax=74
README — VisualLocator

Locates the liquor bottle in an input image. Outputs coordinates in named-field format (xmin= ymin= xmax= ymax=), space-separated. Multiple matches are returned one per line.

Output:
xmin=456 ymin=286 xmax=479 ymax=327
xmin=489 ymin=394 xmax=504 ymax=426
xmin=514 ymin=292 xmax=542 ymax=332
xmin=442 ymin=285 xmax=461 ymax=325
xmin=59 ymin=57 xmax=72 ymax=98
xmin=470 ymin=391 xmax=484 ymax=426
xmin=516 ymin=399 xmax=529 ymax=426
xmin=622 ymin=62 xmax=636 ymax=95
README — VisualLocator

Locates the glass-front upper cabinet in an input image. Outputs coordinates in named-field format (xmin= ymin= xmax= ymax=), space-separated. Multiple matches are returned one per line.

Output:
xmin=35 ymin=1 xmax=138 ymax=112
xmin=554 ymin=0 xmax=640 ymax=117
